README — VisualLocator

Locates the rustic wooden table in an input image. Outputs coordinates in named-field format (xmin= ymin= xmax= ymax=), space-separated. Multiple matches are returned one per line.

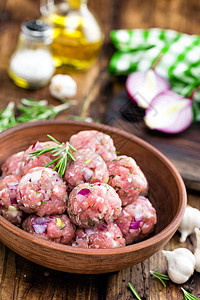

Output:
xmin=0 ymin=0 xmax=200 ymax=299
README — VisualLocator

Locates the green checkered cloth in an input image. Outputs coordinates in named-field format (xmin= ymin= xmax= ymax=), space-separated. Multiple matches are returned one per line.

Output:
xmin=109 ymin=28 xmax=200 ymax=109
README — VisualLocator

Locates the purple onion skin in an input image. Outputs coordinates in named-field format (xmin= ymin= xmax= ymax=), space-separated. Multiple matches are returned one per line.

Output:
xmin=129 ymin=221 xmax=140 ymax=230
xmin=77 ymin=188 xmax=91 ymax=197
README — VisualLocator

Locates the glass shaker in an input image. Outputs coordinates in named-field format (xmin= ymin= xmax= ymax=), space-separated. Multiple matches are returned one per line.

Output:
xmin=8 ymin=20 xmax=55 ymax=89
xmin=40 ymin=0 xmax=104 ymax=70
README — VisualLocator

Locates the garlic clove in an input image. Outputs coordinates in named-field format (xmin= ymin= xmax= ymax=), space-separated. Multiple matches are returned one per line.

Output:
xmin=49 ymin=74 xmax=77 ymax=100
xmin=178 ymin=205 xmax=200 ymax=243
xmin=194 ymin=227 xmax=200 ymax=272
xmin=162 ymin=248 xmax=195 ymax=284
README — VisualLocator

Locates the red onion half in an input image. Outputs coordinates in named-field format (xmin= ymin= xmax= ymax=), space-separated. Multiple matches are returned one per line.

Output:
xmin=126 ymin=70 xmax=170 ymax=109
xmin=144 ymin=90 xmax=193 ymax=134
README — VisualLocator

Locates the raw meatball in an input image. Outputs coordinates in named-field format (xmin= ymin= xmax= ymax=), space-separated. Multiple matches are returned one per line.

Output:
xmin=72 ymin=223 xmax=126 ymax=249
xmin=22 ymin=214 xmax=76 ymax=244
xmin=17 ymin=167 xmax=67 ymax=216
xmin=107 ymin=155 xmax=148 ymax=206
xmin=0 ymin=175 xmax=22 ymax=225
xmin=67 ymin=183 xmax=122 ymax=228
xmin=21 ymin=141 xmax=57 ymax=175
xmin=1 ymin=151 xmax=24 ymax=177
xmin=64 ymin=148 xmax=109 ymax=188
xmin=0 ymin=207 xmax=23 ymax=226
xmin=69 ymin=130 xmax=117 ymax=162
xmin=115 ymin=196 xmax=157 ymax=244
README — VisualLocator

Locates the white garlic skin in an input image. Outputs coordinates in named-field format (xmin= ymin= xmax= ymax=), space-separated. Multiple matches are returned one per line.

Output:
xmin=162 ymin=248 xmax=195 ymax=284
xmin=49 ymin=74 xmax=77 ymax=99
xmin=194 ymin=228 xmax=200 ymax=272
xmin=178 ymin=205 xmax=200 ymax=243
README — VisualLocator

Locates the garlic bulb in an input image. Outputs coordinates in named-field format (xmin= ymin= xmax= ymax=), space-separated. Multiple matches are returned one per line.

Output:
xmin=178 ymin=205 xmax=200 ymax=243
xmin=194 ymin=228 xmax=200 ymax=272
xmin=49 ymin=74 xmax=77 ymax=100
xmin=162 ymin=248 xmax=195 ymax=284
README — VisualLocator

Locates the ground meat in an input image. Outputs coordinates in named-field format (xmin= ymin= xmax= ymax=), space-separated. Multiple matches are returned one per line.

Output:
xmin=69 ymin=130 xmax=117 ymax=162
xmin=115 ymin=196 xmax=157 ymax=244
xmin=20 ymin=141 xmax=58 ymax=175
xmin=64 ymin=148 xmax=109 ymax=189
xmin=0 ymin=175 xmax=22 ymax=225
xmin=107 ymin=155 xmax=148 ymax=206
xmin=67 ymin=182 xmax=122 ymax=228
xmin=1 ymin=151 xmax=24 ymax=177
xmin=22 ymin=214 xmax=76 ymax=244
xmin=0 ymin=175 xmax=20 ymax=208
xmin=72 ymin=223 xmax=126 ymax=249
xmin=0 ymin=207 xmax=23 ymax=226
xmin=17 ymin=167 xmax=67 ymax=216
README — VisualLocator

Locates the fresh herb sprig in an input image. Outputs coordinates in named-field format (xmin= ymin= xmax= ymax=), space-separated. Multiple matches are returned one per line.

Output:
xmin=17 ymin=98 xmax=77 ymax=122
xmin=150 ymin=266 xmax=170 ymax=287
xmin=181 ymin=288 xmax=200 ymax=300
xmin=30 ymin=135 xmax=77 ymax=177
xmin=0 ymin=102 xmax=17 ymax=132
xmin=128 ymin=282 xmax=141 ymax=300
xmin=0 ymin=98 xmax=77 ymax=133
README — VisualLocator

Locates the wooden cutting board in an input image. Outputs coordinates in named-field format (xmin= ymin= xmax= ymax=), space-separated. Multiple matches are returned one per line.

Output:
xmin=105 ymin=91 xmax=200 ymax=191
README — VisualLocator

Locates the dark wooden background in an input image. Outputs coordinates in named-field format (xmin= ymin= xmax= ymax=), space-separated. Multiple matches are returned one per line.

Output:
xmin=0 ymin=0 xmax=200 ymax=299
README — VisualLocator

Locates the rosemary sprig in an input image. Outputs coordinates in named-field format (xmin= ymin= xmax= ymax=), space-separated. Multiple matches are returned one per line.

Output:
xmin=0 ymin=102 xmax=17 ymax=132
xmin=150 ymin=267 xmax=169 ymax=287
xmin=0 ymin=98 xmax=77 ymax=133
xmin=181 ymin=288 xmax=200 ymax=300
xmin=17 ymin=98 xmax=77 ymax=122
xmin=128 ymin=282 xmax=141 ymax=300
xmin=30 ymin=135 xmax=77 ymax=177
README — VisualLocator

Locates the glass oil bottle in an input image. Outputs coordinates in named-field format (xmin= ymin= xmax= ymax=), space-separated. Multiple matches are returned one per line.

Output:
xmin=40 ymin=0 xmax=104 ymax=70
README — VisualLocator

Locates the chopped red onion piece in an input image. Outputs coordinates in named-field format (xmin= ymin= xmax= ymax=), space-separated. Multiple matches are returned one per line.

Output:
xmin=76 ymin=188 xmax=91 ymax=202
xmin=0 ymin=202 xmax=3 ymax=208
xmin=98 ymin=223 xmax=107 ymax=231
xmin=32 ymin=223 xmax=48 ymax=234
xmin=77 ymin=188 xmax=91 ymax=197
xmin=32 ymin=141 xmax=39 ymax=150
xmin=83 ymin=168 xmax=94 ymax=182
xmin=10 ymin=197 xmax=17 ymax=205
xmin=129 ymin=221 xmax=140 ymax=230
xmin=126 ymin=70 xmax=170 ymax=109
xmin=33 ymin=217 xmax=51 ymax=225
xmin=7 ymin=182 xmax=18 ymax=190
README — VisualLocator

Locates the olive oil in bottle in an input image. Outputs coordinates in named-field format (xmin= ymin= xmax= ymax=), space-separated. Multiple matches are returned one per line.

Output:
xmin=40 ymin=0 xmax=104 ymax=70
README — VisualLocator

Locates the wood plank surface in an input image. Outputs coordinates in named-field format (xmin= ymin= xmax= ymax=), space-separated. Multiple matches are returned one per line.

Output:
xmin=0 ymin=0 xmax=200 ymax=299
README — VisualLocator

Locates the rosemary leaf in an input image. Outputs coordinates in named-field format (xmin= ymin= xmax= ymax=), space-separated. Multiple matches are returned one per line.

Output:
xmin=128 ymin=282 xmax=141 ymax=300
xmin=30 ymin=135 xmax=76 ymax=177
xmin=150 ymin=267 xmax=169 ymax=287
xmin=181 ymin=288 xmax=199 ymax=300
xmin=0 ymin=102 xmax=17 ymax=132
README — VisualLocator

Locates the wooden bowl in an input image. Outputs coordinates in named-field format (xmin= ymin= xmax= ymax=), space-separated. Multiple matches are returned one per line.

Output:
xmin=0 ymin=120 xmax=187 ymax=274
